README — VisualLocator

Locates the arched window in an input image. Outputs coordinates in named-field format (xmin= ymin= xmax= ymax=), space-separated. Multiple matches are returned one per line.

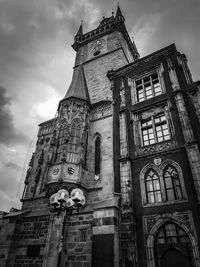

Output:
xmin=95 ymin=136 xmax=101 ymax=176
xmin=145 ymin=169 xmax=162 ymax=204
xmin=155 ymin=223 xmax=193 ymax=267
xmin=56 ymin=119 xmax=82 ymax=163
xmin=69 ymin=120 xmax=81 ymax=154
xmin=163 ymin=165 xmax=183 ymax=201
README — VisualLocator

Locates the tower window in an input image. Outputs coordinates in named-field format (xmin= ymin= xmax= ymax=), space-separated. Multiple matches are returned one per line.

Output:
xmin=163 ymin=165 xmax=183 ymax=201
xmin=145 ymin=169 xmax=162 ymax=204
xmin=141 ymin=113 xmax=170 ymax=146
xmin=95 ymin=136 xmax=101 ymax=176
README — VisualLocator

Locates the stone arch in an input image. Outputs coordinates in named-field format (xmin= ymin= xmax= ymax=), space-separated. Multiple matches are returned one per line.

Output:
xmin=146 ymin=215 xmax=200 ymax=267
xmin=71 ymin=117 xmax=82 ymax=127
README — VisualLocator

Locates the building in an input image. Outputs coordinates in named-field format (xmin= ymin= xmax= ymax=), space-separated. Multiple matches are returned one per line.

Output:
xmin=0 ymin=6 xmax=200 ymax=267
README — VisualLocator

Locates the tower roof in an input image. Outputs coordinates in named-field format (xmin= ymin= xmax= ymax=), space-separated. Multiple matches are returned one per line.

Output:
xmin=115 ymin=5 xmax=125 ymax=22
xmin=76 ymin=23 xmax=83 ymax=36
xmin=63 ymin=64 xmax=90 ymax=103
xmin=116 ymin=5 xmax=123 ymax=17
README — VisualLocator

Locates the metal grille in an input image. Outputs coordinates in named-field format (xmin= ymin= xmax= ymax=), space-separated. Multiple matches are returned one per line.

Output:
xmin=79 ymin=229 xmax=87 ymax=242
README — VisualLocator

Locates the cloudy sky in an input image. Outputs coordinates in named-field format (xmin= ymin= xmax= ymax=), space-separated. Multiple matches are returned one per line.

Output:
xmin=0 ymin=0 xmax=200 ymax=212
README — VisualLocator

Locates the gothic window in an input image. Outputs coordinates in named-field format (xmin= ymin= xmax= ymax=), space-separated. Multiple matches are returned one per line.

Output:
xmin=163 ymin=165 xmax=183 ymax=201
xmin=145 ymin=169 xmax=162 ymax=204
xmin=141 ymin=161 xmax=186 ymax=206
xmin=141 ymin=113 xmax=170 ymax=146
xmin=155 ymin=223 xmax=193 ymax=267
xmin=69 ymin=121 xmax=81 ymax=154
xmin=95 ymin=135 xmax=101 ymax=176
xmin=135 ymin=72 xmax=162 ymax=102
xmin=57 ymin=119 xmax=81 ymax=163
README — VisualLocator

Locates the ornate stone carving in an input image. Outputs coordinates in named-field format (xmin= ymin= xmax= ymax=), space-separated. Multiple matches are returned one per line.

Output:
xmin=38 ymin=150 xmax=44 ymax=165
xmin=35 ymin=166 xmax=42 ymax=183
xmin=120 ymin=79 xmax=126 ymax=109
xmin=45 ymin=182 xmax=85 ymax=198
xmin=116 ymin=44 xmax=176 ymax=77
xmin=90 ymin=102 xmax=112 ymax=121
xmin=143 ymin=211 xmax=195 ymax=241
xmin=59 ymin=100 xmax=90 ymax=126
xmin=24 ymin=167 xmax=31 ymax=185
xmin=142 ymin=141 xmax=173 ymax=155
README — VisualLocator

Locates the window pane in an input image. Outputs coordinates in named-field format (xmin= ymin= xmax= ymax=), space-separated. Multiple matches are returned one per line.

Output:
xmin=167 ymin=189 xmax=175 ymax=201
xmin=157 ymin=137 xmax=164 ymax=142
xmin=145 ymin=169 xmax=161 ymax=204
xmin=155 ymin=192 xmax=162 ymax=202
xmin=149 ymin=139 xmax=155 ymax=144
xmin=146 ymin=181 xmax=153 ymax=191
xmin=165 ymin=177 xmax=172 ymax=188
xmin=148 ymin=192 xmax=155 ymax=203
xmin=153 ymin=180 xmax=160 ymax=190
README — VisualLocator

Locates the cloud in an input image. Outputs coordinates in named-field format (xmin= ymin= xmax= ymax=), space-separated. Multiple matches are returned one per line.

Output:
xmin=0 ymin=86 xmax=27 ymax=145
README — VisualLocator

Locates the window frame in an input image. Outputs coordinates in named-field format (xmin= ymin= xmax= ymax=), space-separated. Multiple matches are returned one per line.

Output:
xmin=163 ymin=165 xmax=183 ymax=201
xmin=140 ymin=161 xmax=187 ymax=207
xmin=56 ymin=119 xmax=82 ymax=163
xmin=129 ymin=67 xmax=165 ymax=104
xmin=141 ymin=112 xmax=171 ymax=147
xmin=144 ymin=169 xmax=162 ymax=204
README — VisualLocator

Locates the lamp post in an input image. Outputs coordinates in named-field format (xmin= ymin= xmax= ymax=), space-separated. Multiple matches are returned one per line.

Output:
xmin=49 ymin=188 xmax=86 ymax=267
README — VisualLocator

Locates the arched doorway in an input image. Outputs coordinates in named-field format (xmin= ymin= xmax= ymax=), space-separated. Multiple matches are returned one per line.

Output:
xmin=155 ymin=223 xmax=193 ymax=267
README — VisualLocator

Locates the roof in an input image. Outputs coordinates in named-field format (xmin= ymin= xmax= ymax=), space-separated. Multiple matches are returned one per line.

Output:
xmin=63 ymin=64 xmax=90 ymax=103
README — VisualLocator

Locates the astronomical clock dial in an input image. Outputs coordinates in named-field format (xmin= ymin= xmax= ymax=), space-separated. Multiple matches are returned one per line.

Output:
xmin=90 ymin=39 xmax=106 ymax=53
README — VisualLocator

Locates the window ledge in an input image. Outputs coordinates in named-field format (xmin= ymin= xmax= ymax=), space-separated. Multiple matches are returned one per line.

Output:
xmin=142 ymin=198 xmax=188 ymax=208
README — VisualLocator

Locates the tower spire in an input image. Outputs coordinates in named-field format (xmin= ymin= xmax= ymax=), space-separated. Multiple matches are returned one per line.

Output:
xmin=63 ymin=64 xmax=90 ymax=104
xmin=76 ymin=22 xmax=83 ymax=36
xmin=115 ymin=4 xmax=125 ymax=22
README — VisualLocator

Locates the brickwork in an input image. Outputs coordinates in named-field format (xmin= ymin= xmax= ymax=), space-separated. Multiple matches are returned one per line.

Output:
xmin=22 ymin=197 xmax=49 ymax=211
xmin=65 ymin=213 xmax=93 ymax=267
xmin=8 ymin=215 xmax=49 ymax=267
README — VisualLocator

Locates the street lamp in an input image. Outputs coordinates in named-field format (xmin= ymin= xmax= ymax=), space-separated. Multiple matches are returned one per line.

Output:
xmin=49 ymin=188 xmax=86 ymax=267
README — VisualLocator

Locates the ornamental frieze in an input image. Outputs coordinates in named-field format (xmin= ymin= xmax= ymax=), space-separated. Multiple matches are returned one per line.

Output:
xmin=90 ymin=102 xmax=112 ymax=121
xmin=59 ymin=100 xmax=90 ymax=125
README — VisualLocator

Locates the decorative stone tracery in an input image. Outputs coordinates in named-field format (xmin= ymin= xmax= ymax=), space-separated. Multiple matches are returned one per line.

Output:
xmin=143 ymin=212 xmax=200 ymax=267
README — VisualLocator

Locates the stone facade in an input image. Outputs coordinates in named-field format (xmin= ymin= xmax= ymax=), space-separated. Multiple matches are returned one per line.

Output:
xmin=0 ymin=6 xmax=200 ymax=267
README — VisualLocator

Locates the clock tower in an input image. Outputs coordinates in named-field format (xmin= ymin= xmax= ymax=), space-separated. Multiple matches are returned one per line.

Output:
xmin=5 ymin=6 xmax=139 ymax=267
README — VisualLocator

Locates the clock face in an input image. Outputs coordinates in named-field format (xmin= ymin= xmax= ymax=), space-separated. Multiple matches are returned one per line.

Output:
xmin=90 ymin=39 xmax=105 ymax=53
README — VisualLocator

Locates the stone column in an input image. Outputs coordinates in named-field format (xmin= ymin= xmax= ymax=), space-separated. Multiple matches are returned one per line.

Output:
xmin=168 ymin=61 xmax=200 ymax=200
xmin=43 ymin=212 xmax=65 ymax=267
